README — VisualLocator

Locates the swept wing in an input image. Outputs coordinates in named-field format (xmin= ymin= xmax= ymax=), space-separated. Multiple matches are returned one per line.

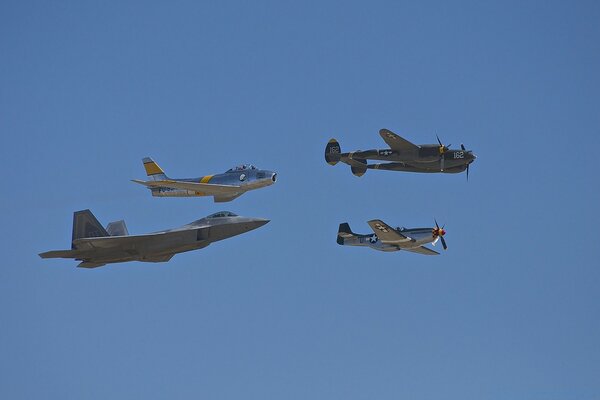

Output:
xmin=72 ymin=227 xmax=209 ymax=250
xmin=132 ymin=179 xmax=241 ymax=195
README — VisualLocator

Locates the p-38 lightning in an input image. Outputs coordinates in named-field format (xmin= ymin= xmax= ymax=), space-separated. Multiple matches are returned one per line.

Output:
xmin=337 ymin=219 xmax=448 ymax=255
xmin=133 ymin=157 xmax=277 ymax=202
xmin=325 ymin=128 xmax=476 ymax=178
xmin=39 ymin=209 xmax=269 ymax=268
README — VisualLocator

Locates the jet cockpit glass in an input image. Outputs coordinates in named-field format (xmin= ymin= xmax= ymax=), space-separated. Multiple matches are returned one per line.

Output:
xmin=207 ymin=211 xmax=238 ymax=218
xmin=227 ymin=164 xmax=257 ymax=172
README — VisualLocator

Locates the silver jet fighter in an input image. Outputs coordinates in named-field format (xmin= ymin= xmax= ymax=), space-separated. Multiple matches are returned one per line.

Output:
xmin=39 ymin=209 xmax=269 ymax=268
xmin=325 ymin=128 xmax=476 ymax=178
xmin=133 ymin=157 xmax=277 ymax=202
xmin=336 ymin=219 xmax=448 ymax=255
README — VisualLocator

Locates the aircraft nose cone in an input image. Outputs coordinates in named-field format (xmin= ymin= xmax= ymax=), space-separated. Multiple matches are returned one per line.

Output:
xmin=272 ymin=173 xmax=277 ymax=182
xmin=253 ymin=218 xmax=270 ymax=227
xmin=244 ymin=218 xmax=270 ymax=231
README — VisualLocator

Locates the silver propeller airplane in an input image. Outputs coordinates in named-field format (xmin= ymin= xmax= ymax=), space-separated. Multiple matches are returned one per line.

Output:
xmin=133 ymin=157 xmax=277 ymax=202
xmin=325 ymin=128 xmax=476 ymax=178
xmin=337 ymin=219 xmax=448 ymax=255
xmin=39 ymin=209 xmax=269 ymax=268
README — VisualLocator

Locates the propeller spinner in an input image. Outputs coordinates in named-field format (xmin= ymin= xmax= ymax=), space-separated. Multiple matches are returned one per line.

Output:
xmin=436 ymin=135 xmax=450 ymax=172
xmin=432 ymin=219 xmax=448 ymax=250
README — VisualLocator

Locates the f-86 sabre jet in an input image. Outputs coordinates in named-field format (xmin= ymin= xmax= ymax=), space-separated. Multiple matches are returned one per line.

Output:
xmin=325 ymin=128 xmax=476 ymax=178
xmin=39 ymin=209 xmax=269 ymax=268
xmin=336 ymin=219 xmax=448 ymax=255
xmin=133 ymin=157 xmax=277 ymax=202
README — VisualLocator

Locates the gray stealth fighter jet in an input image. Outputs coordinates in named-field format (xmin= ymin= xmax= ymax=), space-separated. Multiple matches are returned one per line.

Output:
xmin=132 ymin=157 xmax=277 ymax=202
xmin=325 ymin=128 xmax=476 ymax=178
xmin=39 ymin=209 xmax=269 ymax=268
xmin=337 ymin=219 xmax=448 ymax=255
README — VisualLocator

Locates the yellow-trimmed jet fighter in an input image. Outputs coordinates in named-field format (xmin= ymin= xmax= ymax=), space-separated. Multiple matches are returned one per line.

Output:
xmin=39 ymin=209 xmax=269 ymax=268
xmin=337 ymin=219 xmax=448 ymax=255
xmin=133 ymin=157 xmax=277 ymax=202
xmin=325 ymin=129 xmax=476 ymax=178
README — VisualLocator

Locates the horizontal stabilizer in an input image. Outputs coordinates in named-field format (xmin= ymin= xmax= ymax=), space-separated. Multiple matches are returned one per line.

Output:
xmin=39 ymin=249 xmax=77 ymax=259
xmin=337 ymin=222 xmax=355 ymax=245
xmin=337 ymin=223 xmax=355 ymax=238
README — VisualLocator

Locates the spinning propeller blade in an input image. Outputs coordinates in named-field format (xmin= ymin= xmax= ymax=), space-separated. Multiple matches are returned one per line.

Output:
xmin=432 ymin=219 xmax=448 ymax=250
xmin=436 ymin=135 xmax=450 ymax=171
xmin=440 ymin=236 xmax=448 ymax=250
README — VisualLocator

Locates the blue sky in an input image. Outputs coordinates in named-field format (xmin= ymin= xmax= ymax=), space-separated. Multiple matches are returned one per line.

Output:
xmin=1 ymin=1 xmax=599 ymax=398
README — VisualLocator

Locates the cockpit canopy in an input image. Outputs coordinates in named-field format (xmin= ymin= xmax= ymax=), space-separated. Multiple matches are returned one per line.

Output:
xmin=207 ymin=211 xmax=238 ymax=218
xmin=226 ymin=164 xmax=258 ymax=172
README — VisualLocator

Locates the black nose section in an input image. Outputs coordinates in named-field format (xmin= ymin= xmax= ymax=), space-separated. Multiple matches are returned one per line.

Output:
xmin=272 ymin=173 xmax=277 ymax=182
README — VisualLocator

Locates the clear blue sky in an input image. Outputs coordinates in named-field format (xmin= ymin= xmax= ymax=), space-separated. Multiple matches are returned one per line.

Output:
xmin=1 ymin=1 xmax=599 ymax=398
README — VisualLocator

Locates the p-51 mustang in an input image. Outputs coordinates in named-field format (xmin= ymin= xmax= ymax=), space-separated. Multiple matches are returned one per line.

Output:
xmin=337 ymin=219 xmax=448 ymax=255
xmin=133 ymin=157 xmax=277 ymax=202
xmin=39 ymin=209 xmax=269 ymax=268
xmin=325 ymin=128 xmax=476 ymax=178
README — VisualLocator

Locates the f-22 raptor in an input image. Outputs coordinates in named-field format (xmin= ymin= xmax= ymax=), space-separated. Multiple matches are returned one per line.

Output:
xmin=325 ymin=128 xmax=476 ymax=178
xmin=337 ymin=219 xmax=448 ymax=255
xmin=133 ymin=157 xmax=277 ymax=202
xmin=39 ymin=209 xmax=269 ymax=268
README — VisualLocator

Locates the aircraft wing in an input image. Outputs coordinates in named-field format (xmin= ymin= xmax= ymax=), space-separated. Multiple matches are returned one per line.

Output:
xmin=367 ymin=219 xmax=414 ymax=244
xmin=214 ymin=193 xmax=244 ymax=202
xmin=404 ymin=246 xmax=439 ymax=256
xmin=71 ymin=232 xmax=167 ymax=250
xmin=379 ymin=129 xmax=420 ymax=151
xmin=132 ymin=179 xmax=241 ymax=195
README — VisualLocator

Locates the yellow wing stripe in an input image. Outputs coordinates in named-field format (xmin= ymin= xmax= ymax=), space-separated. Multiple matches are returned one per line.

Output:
xmin=200 ymin=175 xmax=213 ymax=183
xmin=143 ymin=161 xmax=164 ymax=176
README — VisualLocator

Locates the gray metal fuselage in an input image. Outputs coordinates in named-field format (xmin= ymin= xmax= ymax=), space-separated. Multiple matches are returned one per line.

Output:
xmin=40 ymin=213 xmax=269 ymax=268
xmin=152 ymin=167 xmax=276 ymax=197
xmin=340 ymin=227 xmax=437 ymax=252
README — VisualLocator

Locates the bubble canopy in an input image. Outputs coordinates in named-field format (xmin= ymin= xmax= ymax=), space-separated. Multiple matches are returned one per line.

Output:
xmin=226 ymin=164 xmax=257 ymax=172
xmin=206 ymin=211 xmax=238 ymax=218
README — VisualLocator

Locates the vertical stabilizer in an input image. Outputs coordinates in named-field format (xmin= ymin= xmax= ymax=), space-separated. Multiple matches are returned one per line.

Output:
xmin=72 ymin=210 xmax=109 ymax=245
xmin=337 ymin=222 xmax=355 ymax=245
xmin=106 ymin=220 xmax=129 ymax=236
xmin=142 ymin=157 xmax=168 ymax=181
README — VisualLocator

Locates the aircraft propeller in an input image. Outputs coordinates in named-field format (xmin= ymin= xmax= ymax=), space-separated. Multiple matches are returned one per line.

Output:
xmin=432 ymin=219 xmax=447 ymax=250
xmin=460 ymin=143 xmax=472 ymax=181
xmin=436 ymin=134 xmax=450 ymax=172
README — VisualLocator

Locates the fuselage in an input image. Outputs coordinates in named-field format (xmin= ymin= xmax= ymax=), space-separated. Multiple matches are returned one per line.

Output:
xmin=152 ymin=165 xmax=277 ymax=197
xmin=340 ymin=146 xmax=476 ymax=173
xmin=343 ymin=227 xmax=437 ymax=252
xmin=41 ymin=213 xmax=269 ymax=267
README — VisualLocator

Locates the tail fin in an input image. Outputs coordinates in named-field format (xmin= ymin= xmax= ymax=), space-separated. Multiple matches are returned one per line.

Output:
xmin=106 ymin=220 xmax=129 ymax=236
xmin=351 ymin=161 xmax=367 ymax=177
xmin=325 ymin=139 xmax=341 ymax=165
xmin=142 ymin=157 xmax=167 ymax=180
xmin=337 ymin=222 xmax=355 ymax=245
xmin=72 ymin=210 xmax=109 ymax=245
